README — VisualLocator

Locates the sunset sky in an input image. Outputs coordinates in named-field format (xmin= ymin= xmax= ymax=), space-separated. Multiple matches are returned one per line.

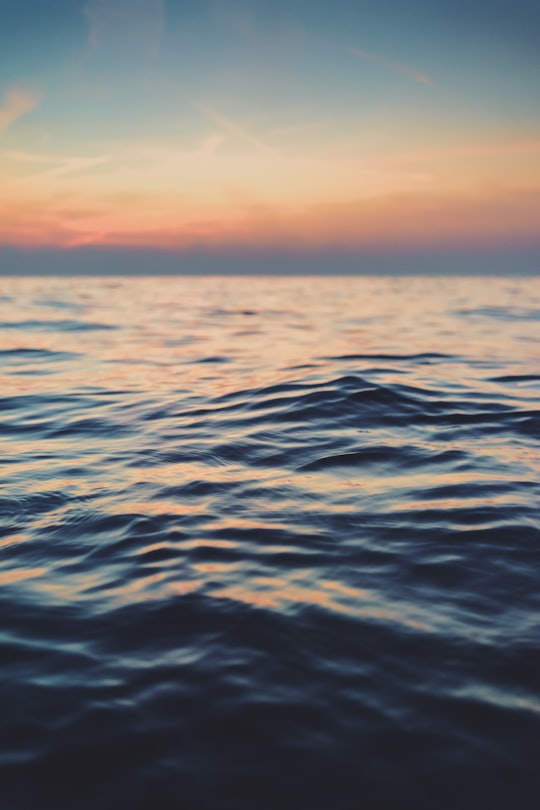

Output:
xmin=1 ymin=0 xmax=539 ymax=272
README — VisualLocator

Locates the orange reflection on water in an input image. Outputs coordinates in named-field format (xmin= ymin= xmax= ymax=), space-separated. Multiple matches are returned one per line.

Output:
xmin=118 ymin=461 xmax=278 ymax=494
xmin=193 ymin=562 xmax=243 ymax=574
xmin=109 ymin=570 xmax=168 ymax=596
xmin=167 ymin=578 xmax=205 ymax=597
xmin=106 ymin=573 xmax=205 ymax=605
xmin=319 ymin=578 xmax=372 ymax=601
xmin=0 ymin=567 xmax=46 ymax=586
xmin=393 ymin=493 xmax=529 ymax=512
xmin=182 ymin=538 xmax=237 ymax=550
xmin=0 ymin=533 xmax=29 ymax=551
xmin=112 ymin=499 xmax=211 ymax=518
xmin=210 ymin=578 xmax=432 ymax=633
xmin=207 ymin=516 xmax=292 ymax=533
xmin=210 ymin=584 xmax=282 ymax=610
xmin=358 ymin=469 xmax=529 ymax=499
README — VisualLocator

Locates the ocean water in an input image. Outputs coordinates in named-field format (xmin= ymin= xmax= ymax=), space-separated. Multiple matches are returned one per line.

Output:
xmin=0 ymin=275 xmax=539 ymax=810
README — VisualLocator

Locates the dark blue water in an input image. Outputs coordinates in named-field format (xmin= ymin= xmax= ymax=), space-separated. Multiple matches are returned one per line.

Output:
xmin=1 ymin=276 xmax=539 ymax=810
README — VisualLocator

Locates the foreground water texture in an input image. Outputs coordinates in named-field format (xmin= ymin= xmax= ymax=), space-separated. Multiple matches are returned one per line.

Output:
xmin=1 ymin=276 xmax=539 ymax=809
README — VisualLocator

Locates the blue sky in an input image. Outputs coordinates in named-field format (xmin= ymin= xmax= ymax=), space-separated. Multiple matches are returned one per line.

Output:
xmin=1 ymin=0 xmax=539 ymax=272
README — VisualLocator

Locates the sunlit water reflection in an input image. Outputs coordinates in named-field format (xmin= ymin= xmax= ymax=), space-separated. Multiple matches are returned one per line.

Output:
xmin=0 ymin=276 xmax=539 ymax=810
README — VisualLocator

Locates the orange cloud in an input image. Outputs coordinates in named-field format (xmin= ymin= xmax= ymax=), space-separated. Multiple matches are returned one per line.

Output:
xmin=2 ymin=121 xmax=539 ymax=254
xmin=3 ymin=184 xmax=538 ymax=253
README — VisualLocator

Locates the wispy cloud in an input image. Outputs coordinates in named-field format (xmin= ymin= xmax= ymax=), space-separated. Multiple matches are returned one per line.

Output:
xmin=347 ymin=46 xmax=432 ymax=86
xmin=0 ymin=89 xmax=39 ymax=134
xmin=198 ymin=133 xmax=227 ymax=156
xmin=385 ymin=140 xmax=540 ymax=164
xmin=4 ymin=150 xmax=112 ymax=179
xmin=193 ymin=101 xmax=278 ymax=157
xmin=83 ymin=0 xmax=165 ymax=62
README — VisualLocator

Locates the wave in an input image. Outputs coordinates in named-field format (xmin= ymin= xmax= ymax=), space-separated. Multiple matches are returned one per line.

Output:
xmin=0 ymin=276 xmax=539 ymax=810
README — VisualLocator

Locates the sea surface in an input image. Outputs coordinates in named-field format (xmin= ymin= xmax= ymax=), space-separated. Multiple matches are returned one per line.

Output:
xmin=0 ymin=275 xmax=539 ymax=810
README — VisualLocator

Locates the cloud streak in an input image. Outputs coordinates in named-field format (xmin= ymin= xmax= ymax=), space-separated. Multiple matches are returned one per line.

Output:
xmin=193 ymin=101 xmax=278 ymax=157
xmin=348 ymin=46 xmax=432 ymax=85
xmin=385 ymin=140 xmax=540 ymax=164
xmin=0 ymin=89 xmax=39 ymax=134
xmin=4 ymin=150 xmax=112 ymax=179
xmin=83 ymin=0 xmax=165 ymax=62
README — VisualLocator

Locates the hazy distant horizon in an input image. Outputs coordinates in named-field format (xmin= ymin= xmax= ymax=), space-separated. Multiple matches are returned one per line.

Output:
xmin=1 ymin=245 xmax=539 ymax=276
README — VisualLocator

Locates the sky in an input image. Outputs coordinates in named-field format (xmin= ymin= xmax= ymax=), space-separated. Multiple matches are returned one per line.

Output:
xmin=1 ymin=0 xmax=539 ymax=273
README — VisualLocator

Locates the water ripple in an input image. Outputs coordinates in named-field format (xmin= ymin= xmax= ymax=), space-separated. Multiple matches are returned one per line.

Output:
xmin=0 ymin=276 xmax=539 ymax=810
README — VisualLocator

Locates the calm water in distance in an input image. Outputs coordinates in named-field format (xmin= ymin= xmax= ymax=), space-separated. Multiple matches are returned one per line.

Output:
xmin=0 ymin=275 xmax=539 ymax=810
